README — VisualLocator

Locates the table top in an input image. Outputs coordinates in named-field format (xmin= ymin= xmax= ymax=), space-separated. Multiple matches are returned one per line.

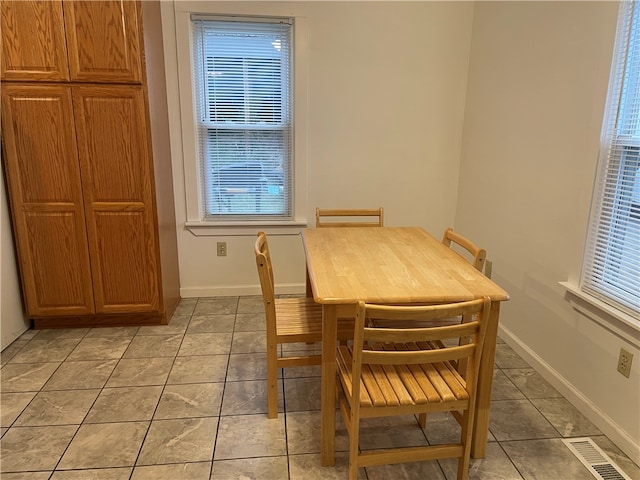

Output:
xmin=302 ymin=226 xmax=510 ymax=305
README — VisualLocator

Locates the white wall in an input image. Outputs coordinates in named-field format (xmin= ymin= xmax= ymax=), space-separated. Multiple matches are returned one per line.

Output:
xmin=1 ymin=161 xmax=30 ymax=350
xmin=162 ymin=1 xmax=475 ymax=297
xmin=455 ymin=1 xmax=639 ymax=463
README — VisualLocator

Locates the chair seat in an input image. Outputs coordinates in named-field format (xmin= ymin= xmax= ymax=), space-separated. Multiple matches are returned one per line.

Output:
xmin=337 ymin=343 xmax=469 ymax=410
xmin=275 ymin=297 xmax=354 ymax=342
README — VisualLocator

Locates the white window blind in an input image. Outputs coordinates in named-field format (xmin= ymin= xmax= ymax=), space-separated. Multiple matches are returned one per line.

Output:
xmin=192 ymin=16 xmax=292 ymax=220
xmin=581 ymin=1 xmax=640 ymax=320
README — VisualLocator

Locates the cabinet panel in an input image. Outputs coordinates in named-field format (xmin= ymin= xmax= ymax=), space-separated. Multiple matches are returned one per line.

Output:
xmin=73 ymin=85 xmax=160 ymax=314
xmin=0 ymin=85 xmax=94 ymax=315
xmin=64 ymin=1 xmax=142 ymax=83
xmin=92 ymin=211 xmax=160 ymax=312
xmin=0 ymin=0 xmax=69 ymax=81
xmin=23 ymin=211 xmax=95 ymax=314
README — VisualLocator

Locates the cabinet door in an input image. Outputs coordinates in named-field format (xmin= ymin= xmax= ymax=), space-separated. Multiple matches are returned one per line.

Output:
xmin=1 ymin=85 xmax=94 ymax=316
xmin=73 ymin=85 xmax=160 ymax=314
xmin=64 ymin=0 xmax=142 ymax=83
xmin=0 ymin=1 xmax=69 ymax=81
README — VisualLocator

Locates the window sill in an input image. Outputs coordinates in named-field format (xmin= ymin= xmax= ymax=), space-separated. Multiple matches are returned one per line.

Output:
xmin=560 ymin=281 xmax=640 ymax=346
xmin=185 ymin=220 xmax=308 ymax=236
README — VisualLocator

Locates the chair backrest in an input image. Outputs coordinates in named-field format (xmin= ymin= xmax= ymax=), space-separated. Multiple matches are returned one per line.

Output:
xmin=315 ymin=208 xmax=384 ymax=228
xmin=254 ymin=231 xmax=276 ymax=325
xmin=442 ymin=227 xmax=486 ymax=272
xmin=351 ymin=297 xmax=491 ymax=407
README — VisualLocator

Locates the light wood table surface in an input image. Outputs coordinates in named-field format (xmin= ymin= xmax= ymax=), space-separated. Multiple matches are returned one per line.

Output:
xmin=301 ymin=226 xmax=510 ymax=466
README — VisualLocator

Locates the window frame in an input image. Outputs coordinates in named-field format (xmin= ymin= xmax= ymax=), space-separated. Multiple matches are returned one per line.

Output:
xmin=575 ymin=0 xmax=640 ymax=332
xmin=173 ymin=5 xmax=308 ymax=234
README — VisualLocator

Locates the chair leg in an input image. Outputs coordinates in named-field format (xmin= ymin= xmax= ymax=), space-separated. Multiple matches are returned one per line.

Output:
xmin=456 ymin=409 xmax=473 ymax=480
xmin=267 ymin=343 xmax=279 ymax=419
xmin=349 ymin=422 xmax=359 ymax=480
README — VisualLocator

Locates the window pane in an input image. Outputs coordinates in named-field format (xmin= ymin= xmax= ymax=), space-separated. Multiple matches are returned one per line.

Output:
xmin=204 ymin=130 xmax=287 ymax=216
xmin=192 ymin=17 xmax=292 ymax=221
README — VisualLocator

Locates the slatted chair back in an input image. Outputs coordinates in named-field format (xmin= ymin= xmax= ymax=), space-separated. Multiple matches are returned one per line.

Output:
xmin=315 ymin=208 xmax=384 ymax=228
xmin=442 ymin=227 xmax=486 ymax=272
xmin=255 ymin=231 xmax=277 ymax=341
xmin=336 ymin=297 xmax=491 ymax=480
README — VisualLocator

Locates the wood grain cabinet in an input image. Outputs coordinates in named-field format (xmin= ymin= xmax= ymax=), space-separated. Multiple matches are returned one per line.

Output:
xmin=1 ymin=0 xmax=179 ymax=328
xmin=1 ymin=0 xmax=141 ymax=83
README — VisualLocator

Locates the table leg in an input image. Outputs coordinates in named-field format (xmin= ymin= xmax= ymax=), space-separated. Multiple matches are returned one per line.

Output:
xmin=321 ymin=304 xmax=337 ymax=466
xmin=471 ymin=301 xmax=501 ymax=458
xmin=305 ymin=271 xmax=313 ymax=298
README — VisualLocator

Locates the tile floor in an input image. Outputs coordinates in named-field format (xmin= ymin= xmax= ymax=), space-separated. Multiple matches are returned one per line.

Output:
xmin=1 ymin=296 xmax=639 ymax=480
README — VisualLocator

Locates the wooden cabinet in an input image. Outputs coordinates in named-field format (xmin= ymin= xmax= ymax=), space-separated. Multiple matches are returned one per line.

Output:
xmin=1 ymin=0 xmax=141 ymax=83
xmin=1 ymin=0 xmax=179 ymax=328
xmin=1 ymin=85 xmax=94 ymax=316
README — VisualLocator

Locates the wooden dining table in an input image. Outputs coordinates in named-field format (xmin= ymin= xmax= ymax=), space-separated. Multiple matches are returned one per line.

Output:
xmin=301 ymin=226 xmax=510 ymax=466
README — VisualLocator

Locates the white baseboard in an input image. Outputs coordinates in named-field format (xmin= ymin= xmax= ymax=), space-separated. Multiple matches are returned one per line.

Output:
xmin=180 ymin=283 xmax=305 ymax=298
xmin=498 ymin=324 xmax=640 ymax=466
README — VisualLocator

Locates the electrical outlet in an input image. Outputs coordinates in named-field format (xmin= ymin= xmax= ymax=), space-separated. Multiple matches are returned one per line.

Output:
xmin=617 ymin=348 xmax=633 ymax=378
xmin=484 ymin=260 xmax=493 ymax=279
xmin=217 ymin=241 xmax=227 ymax=257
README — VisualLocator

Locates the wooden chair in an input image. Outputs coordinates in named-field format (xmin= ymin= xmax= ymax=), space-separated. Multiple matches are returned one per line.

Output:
xmin=254 ymin=231 xmax=354 ymax=418
xmin=315 ymin=207 xmax=384 ymax=228
xmin=336 ymin=297 xmax=491 ymax=480
xmin=442 ymin=227 xmax=486 ymax=272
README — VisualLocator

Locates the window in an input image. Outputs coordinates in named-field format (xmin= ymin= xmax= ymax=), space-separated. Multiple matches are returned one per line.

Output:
xmin=581 ymin=1 xmax=640 ymax=321
xmin=192 ymin=16 xmax=293 ymax=221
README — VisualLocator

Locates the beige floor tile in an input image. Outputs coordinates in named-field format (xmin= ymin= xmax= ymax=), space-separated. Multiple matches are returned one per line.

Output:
xmin=0 ymin=425 xmax=78 ymax=472
xmin=233 ymin=312 xmax=266 ymax=331
xmin=84 ymin=386 xmax=163 ymax=423
xmin=226 ymin=353 xmax=272 ymax=381
xmin=0 ymin=340 xmax=28 ymax=365
xmin=167 ymin=354 xmax=229 ymax=384
xmin=137 ymin=314 xmax=190 ymax=336
xmin=230 ymin=331 xmax=266 ymax=354
xmin=214 ymin=414 xmax=286 ymax=460
xmin=288 ymin=452 xmax=362 ymax=480
xmin=2 ymin=472 xmax=52 ymax=480
xmin=237 ymin=295 xmax=264 ymax=314
xmin=123 ymin=334 xmax=183 ymax=358
xmin=58 ymin=422 xmax=149 ymax=469
xmin=137 ymin=417 xmax=218 ymax=465
xmin=178 ymin=333 xmax=233 ymax=356
xmin=9 ymin=338 xmax=81 ymax=363
xmin=154 ymin=382 xmax=224 ymax=419
xmin=85 ymin=326 xmax=140 ymax=338
xmin=437 ymin=441 xmax=523 ymax=480
xmin=105 ymin=357 xmax=173 ymax=387
xmin=173 ymin=298 xmax=198 ymax=316
xmin=221 ymin=379 xmax=281 ymax=415
xmin=50 ymin=467 xmax=133 ymax=479
xmin=211 ymin=456 xmax=288 ymax=480
xmin=1 ymin=363 xmax=60 ymax=392
xmin=131 ymin=462 xmax=211 ymax=480
xmin=67 ymin=337 xmax=132 ymax=361
xmin=0 ymin=392 xmax=37 ymax=427
xmin=31 ymin=329 xmax=89 ymax=340
xmin=43 ymin=360 xmax=118 ymax=391
xmin=187 ymin=314 xmax=236 ymax=333
xmin=193 ymin=297 xmax=238 ymax=315
xmin=366 ymin=459 xmax=447 ymax=479
xmin=283 ymin=376 xmax=322 ymax=412
xmin=14 ymin=389 xmax=100 ymax=426
xmin=357 ymin=415 xmax=428 ymax=451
